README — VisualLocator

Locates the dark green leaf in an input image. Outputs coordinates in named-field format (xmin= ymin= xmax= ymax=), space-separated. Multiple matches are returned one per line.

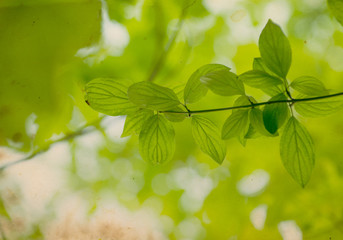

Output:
xmin=263 ymin=93 xmax=290 ymax=134
xmin=184 ymin=64 xmax=231 ymax=104
xmin=259 ymin=19 xmax=292 ymax=78
xmin=250 ymin=108 xmax=276 ymax=137
xmin=128 ymin=81 xmax=181 ymax=111
xmin=222 ymin=110 xmax=250 ymax=140
xmin=85 ymin=78 xmax=137 ymax=116
xmin=121 ymin=109 xmax=154 ymax=137
xmin=280 ymin=117 xmax=315 ymax=187
xmin=200 ymin=69 xmax=245 ymax=96
xmin=294 ymin=95 xmax=343 ymax=117
xmin=239 ymin=70 xmax=283 ymax=89
xmin=192 ymin=116 xmax=226 ymax=164
xmin=290 ymin=76 xmax=328 ymax=96
xmin=139 ymin=114 xmax=175 ymax=165
xmin=328 ymin=0 xmax=343 ymax=26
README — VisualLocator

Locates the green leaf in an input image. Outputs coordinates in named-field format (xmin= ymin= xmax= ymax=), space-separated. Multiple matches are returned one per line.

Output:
xmin=294 ymin=95 xmax=343 ymax=117
xmin=164 ymin=106 xmax=188 ymax=122
xmin=263 ymin=93 xmax=290 ymax=134
xmin=253 ymin=57 xmax=273 ymax=74
xmin=191 ymin=116 xmax=227 ymax=164
xmin=280 ymin=117 xmax=315 ymax=187
xmin=128 ymin=81 xmax=181 ymax=111
xmin=139 ymin=114 xmax=175 ymax=165
xmin=85 ymin=78 xmax=137 ymax=116
xmin=328 ymin=0 xmax=343 ymax=26
xmin=184 ymin=64 xmax=231 ymax=104
xmin=0 ymin=197 xmax=10 ymax=220
xmin=244 ymin=125 xmax=260 ymax=139
xmin=239 ymin=70 xmax=283 ymax=89
xmin=250 ymin=108 xmax=276 ymax=137
xmin=200 ymin=69 xmax=245 ymax=96
xmin=259 ymin=19 xmax=292 ymax=78
xmin=222 ymin=110 xmax=250 ymax=140
xmin=290 ymin=76 xmax=328 ymax=96
xmin=121 ymin=109 xmax=154 ymax=137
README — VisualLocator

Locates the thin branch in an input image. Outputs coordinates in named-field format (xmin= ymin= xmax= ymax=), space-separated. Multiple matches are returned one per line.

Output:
xmin=160 ymin=92 xmax=343 ymax=115
xmin=146 ymin=0 xmax=196 ymax=82
xmin=0 ymin=116 xmax=106 ymax=171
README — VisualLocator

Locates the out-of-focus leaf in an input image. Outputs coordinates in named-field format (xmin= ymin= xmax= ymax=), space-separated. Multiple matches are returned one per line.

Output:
xmin=290 ymin=76 xmax=329 ymax=96
xmin=191 ymin=115 xmax=226 ymax=164
xmin=139 ymin=114 xmax=175 ymax=165
xmin=222 ymin=110 xmax=250 ymax=140
xmin=164 ymin=106 xmax=188 ymax=122
xmin=200 ymin=69 xmax=245 ymax=96
xmin=85 ymin=78 xmax=137 ymax=116
xmin=328 ymin=0 xmax=343 ymax=26
xmin=259 ymin=19 xmax=292 ymax=78
xmin=263 ymin=93 xmax=290 ymax=134
xmin=280 ymin=117 xmax=315 ymax=187
xmin=294 ymin=95 xmax=343 ymax=117
xmin=184 ymin=64 xmax=230 ymax=104
xmin=239 ymin=70 xmax=283 ymax=89
xmin=250 ymin=108 xmax=276 ymax=137
xmin=128 ymin=81 xmax=181 ymax=111
xmin=121 ymin=109 xmax=154 ymax=137
xmin=0 ymin=197 xmax=10 ymax=220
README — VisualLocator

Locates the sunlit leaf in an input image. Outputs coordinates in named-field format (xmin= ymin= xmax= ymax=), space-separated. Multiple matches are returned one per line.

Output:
xmin=121 ymin=109 xmax=154 ymax=137
xmin=259 ymin=19 xmax=292 ymax=78
xmin=184 ymin=64 xmax=230 ymax=104
xmin=200 ymin=69 xmax=245 ymax=96
xmin=239 ymin=70 xmax=283 ymax=89
xmin=290 ymin=76 xmax=328 ymax=96
xmin=280 ymin=117 xmax=315 ymax=187
xmin=139 ymin=114 xmax=175 ymax=165
xmin=250 ymin=108 xmax=276 ymax=137
xmin=263 ymin=93 xmax=290 ymax=134
xmin=222 ymin=110 xmax=250 ymax=140
xmin=192 ymin=115 xmax=226 ymax=164
xmin=128 ymin=81 xmax=181 ymax=111
xmin=294 ymin=95 xmax=343 ymax=117
xmin=85 ymin=78 xmax=137 ymax=116
xmin=164 ymin=106 xmax=188 ymax=122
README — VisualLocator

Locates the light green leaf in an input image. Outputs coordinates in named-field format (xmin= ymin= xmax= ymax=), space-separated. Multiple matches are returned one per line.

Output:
xmin=290 ymin=76 xmax=328 ymax=96
xmin=192 ymin=116 xmax=226 ymax=164
xmin=184 ymin=64 xmax=231 ymax=104
xmin=232 ymin=96 xmax=256 ymax=113
xmin=239 ymin=70 xmax=283 ymax=89
xmin=253 ymin=57 xmax=273 ymax=74
xmin=222 ymin=110 xmax=250 ymax=140
xmin=294 ymin=95 xmax=343 ymax=117
xmin=263 ymin=93 xmax=290 ymax=134
xmin=250 ymin=108 xmax=276 ymax=137
xmin=259 ymin=19 xmax=292 ymax=78
xmin=128 ymin=81 xmax=181 ymax=111
xmin=200 ymin=69 xmax=245 ymax=96
xmin=121 ymin=109 xmax=154 ymax=137
xmin=280 ymin=117 xmax=315 ymax=187
xmin=139 ymin=114 xmax=175 ymax=165
xmin=85 ymin=78 xmax=137 ymax=116
xmin=164 ymin=106 xmax=188 ymax=122
xmin=245 ymin=125 xmax=260 ymax=139
xmin=0 ymin=197 xmax=10 ymax=220
xmin=328 ymin=0 xmax=343 ymax=26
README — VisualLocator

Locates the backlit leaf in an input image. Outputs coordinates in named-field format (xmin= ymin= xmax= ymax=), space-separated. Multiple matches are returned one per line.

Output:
xmin=128 ymin=81 xmax=181 ymax=111
xmin=250 ymin=108 xmax=276 ymax=137
xmin=222 ymin=110 xmax=250 ymax=140
xmin=280 ymin=117 xmax=315 ymax=187
xmin=239 ymin=70 xmax=283 ymax=89
xmin=139 ymin=114 xmax=175 ymax=165
xmin=294 ymin=95 xmax=343 ymax=117
xmin=259 ymin=19 xmax=292 ymax=78
xmin=121 ymin=109 xmax=154 ymax=137
xmin=164 ymin=106 xmax=188 ymax=122
xmin=290 ymin=76 xmax=328 ymax=96
xmin=192 ymin=116 xmax=226 ymax=164
xmin=328 ymin=0 xmax=343 ymax=26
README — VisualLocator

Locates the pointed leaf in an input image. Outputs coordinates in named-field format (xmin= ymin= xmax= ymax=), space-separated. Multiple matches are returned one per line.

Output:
xmin=290 ymin=76 xmax=329 ymax=96
xmin=239 ymin=70 xmax=283 ymax=89
xmin=192 ymin=116 xmax=227 ymax=164
xmin=139 ymin=114 xmax=175 ymax=165
xmin=294 ymin=95 xmax=343 ymax=117
xmin=85 ymin=78 xmax=137 ymax=116
xmin=184 ymin=64 xmax=231 ymax=104
xmin=259 ymin=19 xmax=292 ymax=78
xmin=250 ymin=108 xmax=276 ymax=137
xmin=222 ymin=110 xmax=250 ymax=140
xmin=263 ymin=93 xmax=290 ymax=134
xmin=121 ymin=109 xmax=154 ymax=137
xmin=128 ymin=81 xmax=181 ymax=111
xmin=200 ymin=69 xmax=245 ymax=96
xmin=280 ymin=117 xmax=315 ymax=187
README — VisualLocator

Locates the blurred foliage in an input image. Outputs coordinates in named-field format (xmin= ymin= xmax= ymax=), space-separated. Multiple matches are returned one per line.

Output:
xmin=1 ymin=0 xmax=343 ymax=239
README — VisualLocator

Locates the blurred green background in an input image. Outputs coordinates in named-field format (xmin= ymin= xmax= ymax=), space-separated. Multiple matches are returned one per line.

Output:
xmin=0 ymin=0 xmax=343 ymax=239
